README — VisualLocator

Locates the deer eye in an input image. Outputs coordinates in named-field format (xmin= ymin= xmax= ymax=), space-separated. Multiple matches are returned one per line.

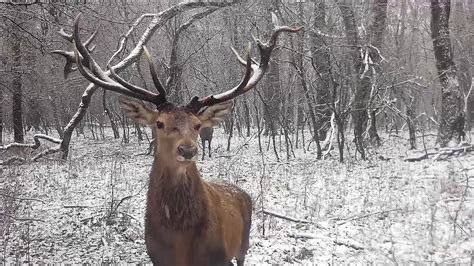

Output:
xmin=194 ymin=124 xmax=201 ymax=131
xmin=156 ymin=121 xmax=164 ymax=129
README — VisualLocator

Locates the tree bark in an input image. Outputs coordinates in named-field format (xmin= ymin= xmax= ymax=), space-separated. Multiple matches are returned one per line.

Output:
xmin=430 ymin=0 xmax=465 ymax=146
xmin=11 ymin=32 xmax=24 ymax=143
xmin=263 ymin=0 xmax=282 ymax=135
xmin=337 ymin=0 xmax=387 ymax=157
xmin=298 ymin=3 xmax=321 ymax=158
xmin=102 ymin=90 xmax=120 ymax=139
xmin=310 ymin=0 xmax=332 ymax=140
xmin=0 ymin=87 xmax=3 ymax=145
xmin=366 ymin=0 xmax=387 ymax=146
xmin=336 ymin=1 xmax=366 ymax=158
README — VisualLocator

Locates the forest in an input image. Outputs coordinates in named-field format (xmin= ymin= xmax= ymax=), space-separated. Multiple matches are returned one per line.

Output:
xmin=1 ymin=0 xmax=473 ymax=264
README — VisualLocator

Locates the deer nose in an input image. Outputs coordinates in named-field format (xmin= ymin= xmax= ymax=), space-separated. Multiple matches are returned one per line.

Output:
xmin=178 ymin=145 xmax=198 ymax=160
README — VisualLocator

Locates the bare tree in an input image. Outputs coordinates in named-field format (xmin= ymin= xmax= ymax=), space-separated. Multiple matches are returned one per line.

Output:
xmin=6 ymin=5 xmax=27 ymax=143
xmin=336 ymin=0 xmax=387 ymax=158
xmin=430 ymin=0 xmax=465 ymax=145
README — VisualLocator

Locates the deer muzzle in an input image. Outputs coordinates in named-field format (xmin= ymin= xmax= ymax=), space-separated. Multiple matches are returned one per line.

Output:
xmin=177 ymin=145 xmax=198 ymax=161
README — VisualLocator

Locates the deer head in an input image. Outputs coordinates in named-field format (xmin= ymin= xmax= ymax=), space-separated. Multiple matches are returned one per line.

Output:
xmin=120 ymin=98 xmax=231 ymax=167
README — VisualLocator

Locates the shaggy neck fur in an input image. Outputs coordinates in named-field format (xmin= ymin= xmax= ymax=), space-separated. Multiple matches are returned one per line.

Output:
xmin=146 ymin=157 xmax=209 ymax=231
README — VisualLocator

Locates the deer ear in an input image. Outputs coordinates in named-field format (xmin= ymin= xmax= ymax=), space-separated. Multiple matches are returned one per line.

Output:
xmin=197 ymin=101 xmax=233 ymax=128
xmin=120 ymin=98 xmax=157 ymax=125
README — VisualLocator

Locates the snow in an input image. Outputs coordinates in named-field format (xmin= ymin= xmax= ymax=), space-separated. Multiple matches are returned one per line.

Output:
xmin=1 ymin=128 xmax=473 ymax=264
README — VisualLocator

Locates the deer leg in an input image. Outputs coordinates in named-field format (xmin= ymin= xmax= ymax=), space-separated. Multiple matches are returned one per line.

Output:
xmin=236 ymin=258 xmax=245 ymax=266
xmin=208 ymin=139 xmax=212 ymax=157
xmin=201 ymin=139 xmax=205 ymax=160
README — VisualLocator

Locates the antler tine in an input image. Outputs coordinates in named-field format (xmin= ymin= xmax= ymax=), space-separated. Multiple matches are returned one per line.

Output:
xmin=186 ymin=25 xmax=303 ymax=113
xmin=52 ymin=23 xmax=98 ymax=78
xmin=50 ymin=49 xmax=76 ymax=78
xmin=143 ymin=46 xmax=167 ymax=101
xmin=108 ymin=65 xmax=164 ymax=105
xmin=84 ymin=28 xmax=98 ymax=51
xmin=58 ymin=28 xmax=73 ymax=42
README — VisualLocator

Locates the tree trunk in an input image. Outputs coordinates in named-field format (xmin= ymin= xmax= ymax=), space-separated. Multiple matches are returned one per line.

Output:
xmin=49 ymin=95 xmax=64 ymax=138
xmin=337 ymin=0 xmax=387 ymax=157
xmin=430 ymin=0 xmax=465 ymax=145
xmin=467 ymin=0 xmax=474 ymax=130
xmin=310 ymin=0 xmax=332 ymax=140
xmin=297 ymin=3 xmax=321 ymax=158
xmin=11 ymin=34 xmax=24 ymax=143
xmin=366 ymin=0 xmax=387 ymax=146
xmin=102 ymin=90 xmax=120 ymax=139
xmin=263 ymin=0 xmax=281 ymax=135
xmin=0 ymin=88 xmax=3 ymax=145
xmin=337 ymin=1 xmax=366 ymax=158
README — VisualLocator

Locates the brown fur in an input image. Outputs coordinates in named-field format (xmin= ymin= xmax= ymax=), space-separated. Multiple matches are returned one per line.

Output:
xmin=121 ymin=100 xmax=252 ymax=266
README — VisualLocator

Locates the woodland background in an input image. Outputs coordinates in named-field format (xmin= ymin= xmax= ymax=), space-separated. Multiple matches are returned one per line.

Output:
xmin=0 ymin=0 xmax=473 ymax=264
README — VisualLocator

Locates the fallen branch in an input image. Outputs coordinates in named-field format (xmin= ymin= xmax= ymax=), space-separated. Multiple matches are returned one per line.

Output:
xmin=336 ymin=208 xmax=402 ymax=225
xmin=257 ymin=209 xmax=310 ymax=224
xmin=287 ymin=232 xmax=318 ymax=239
xmin=0 ymin=134 xmax=60 ymax=152
xmin=63 ymin=205 xmax=90 ymax=208
xmin=334 ymin=238 xmax=366 ymax=250
xmin=0 ymin=192 xmax=45 ymax=204
xmin=288 ymin=233 xmax=366 ymax=250
xmin=0 ymin=212 xmax=44 ymax=222
xmin=0 ymin=156 xmax=26 ymax=165
xmin=404 ymin=143 xmax=473 ymax=162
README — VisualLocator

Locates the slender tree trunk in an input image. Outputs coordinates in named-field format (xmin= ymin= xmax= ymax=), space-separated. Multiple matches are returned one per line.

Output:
xmin=0 ymin=88 xmax=3 ymax=145
xmin=337 ymin=1 xmax=366 ymax=158
xmin=49 ymin=96 xmax=64 ymax=138
xmin=243 ymin=94 xmax=251 ymax=137
xmin=11 ymin=36 xmax=24 ymax=143
xmin=366 ymin=0 xmax=387 ymax=146
xmin=467 ymin=0 xmax=474 ymax=129
xmin=296 ymin=5 xmax=321 ymax=158
xmin=430 ymin=0 xmax=465 ymax=145
xmin=103 ymin=90 xmax=120 ymax=139
xmin=337 ymin=0 xmax=387 ymax=157
xmin=263 ymin=0 xmax=281 ymax=135
xmin=310 ymin=0 xmax=332 ymax=140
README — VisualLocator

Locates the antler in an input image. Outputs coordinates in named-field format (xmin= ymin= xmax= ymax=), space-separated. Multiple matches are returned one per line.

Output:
xmin=185 ymin=25 xmax=303 ymax=114
xmin=51 ymin=27 xmax=97 ymax=78
xmin=55 ymin=14 xmax=167 ymax=107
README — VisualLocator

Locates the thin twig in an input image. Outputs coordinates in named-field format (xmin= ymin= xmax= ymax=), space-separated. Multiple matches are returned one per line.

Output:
xmin=336 ymin=208 xmax=402 ymax=225
xmin=257 ymin=209 xmax=310 ymax=224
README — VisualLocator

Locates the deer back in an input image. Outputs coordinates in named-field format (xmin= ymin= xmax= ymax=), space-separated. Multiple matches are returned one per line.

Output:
xmin=199 ymin=127 xmax=214 ymax=141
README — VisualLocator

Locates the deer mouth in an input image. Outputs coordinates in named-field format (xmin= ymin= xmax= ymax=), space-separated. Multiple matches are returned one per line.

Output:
xmin=176 ymin=155 xmax=197 ymax=162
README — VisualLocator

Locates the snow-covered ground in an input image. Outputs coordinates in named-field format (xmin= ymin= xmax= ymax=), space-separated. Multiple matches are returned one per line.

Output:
xmin=1 ymin=128 xmax=473 ymax=264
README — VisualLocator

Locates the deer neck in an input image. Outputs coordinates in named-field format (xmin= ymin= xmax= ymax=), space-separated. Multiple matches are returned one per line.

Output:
xmin=147 ymin=156 xmax=208 ymax=231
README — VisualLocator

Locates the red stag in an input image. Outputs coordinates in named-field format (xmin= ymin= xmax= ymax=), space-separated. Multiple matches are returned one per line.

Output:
xmin=57 ymin=14 xmax=301 ymax=266
xmin=199 ymin=127 xmax=214 ymax=160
